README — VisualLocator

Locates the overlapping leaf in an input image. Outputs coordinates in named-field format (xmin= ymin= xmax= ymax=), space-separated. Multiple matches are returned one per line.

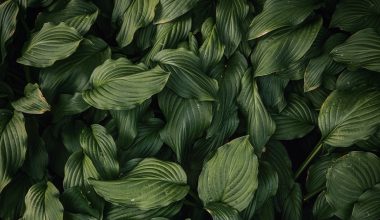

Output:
xmin=155 ymin=0 xmax=198 ymax=24
xmin=11 ymin=83 xmax=50 ymax=114
xmin=0 ymin=0 xmax=18 ymax=63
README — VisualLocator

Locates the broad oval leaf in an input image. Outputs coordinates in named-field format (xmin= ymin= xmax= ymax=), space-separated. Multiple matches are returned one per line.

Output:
xmin=83 ymin=58 xmax=169 ymax=110
xmin=282 ymin=183 xmax=302 ymax=220
xmin=306 ymin=154 xmax=338 ymax=193
xmin=198 ymin=136 xmax=259 ymax=211
xmin=154 ymin=48 xmax=219 ymax=101
xmin=331 ymin=28 xmax=380 ymax=72
xmin=11 ymin=83 xmax=50 ymax=115
xmin=326 ymin=152 xmax=380 ymax=219
xmin=17 ymin=22 xmax=82 ymax=68
xmin=89 ymin=158 xmax=189 ymax=210
xmin=313 ymin=191 xmax=335 ymax=220
xmin=116 ymin=0 xmax=159 ymax=47
xmin=0 ymin=0 xmax=18 ymax=63
xmin=23 ymin=181 xmax=64 ymax=220
xmin=112 ymin=0 xmax=132 ymax=23
xmin=205 ymin=203 xmax=240 ymax=220
xmin=80 ymin=124 xmax=119 ymax=179
xmin=35 ymin=0 xmax=98 ymax=35
xmin=248 ymin=0 xmax=322 ymax=39
xmin=330 ymin=0 xmax=380 ymax=33
xmin=319 ymin=89 xmax=380 ymax=147
xmin=0 ymin=110 xmax=27 ymax=192
xmin=155 ymin=0 xmax=199 ymax=24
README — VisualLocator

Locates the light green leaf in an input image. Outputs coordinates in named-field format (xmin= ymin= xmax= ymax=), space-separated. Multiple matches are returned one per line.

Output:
xmin=104 ymin=202 xmax=182 ymax=220
xmin=238 ymin=69 xmax=275 ymax=153
xmin=0 ymin=0 xmax=18 ymax=63
xmin=0 ymin=110 xmax=27 ymax=192
xmin=272 ymin=94 xmax=317 ymax=140
xmin=158 ymin=89 xmax=212 ymax=162
xmin=11 ymin=83 xmax=50 ymax=115
xmin=17 ymin=22 xmax=82 ymax=68
xmin=35 ymin=0 xmax=98 ymax=35
xmin=116 ymin=0 xmax=159 ymax=47
xmin=330 ymin=0 xmax=380 ymax=33
xmin=155 ymin=0 xmax=199 ymax=24
xmin=112 ymin=0 xmax=132 ymax=23
xmin=23 ymin=181 xmax=64 ymax=220
xmin=205 ymin=203 xmax=241 ymax=220
xmin=154 ymin=48 xmax=219 ymax=101
xmin=252 ymin=18 xmax=322 ymax=77
xmin=40 ymin=36 xmax=111 ymax=100
xmin=63 ymin=151 xmax=100 ymax=189
xmin=319 ymin=89 xmax=380 ymax=147
xmin=216 ymin=0 xmax=249 ymax=57
xmin=331 ymin=28 xmax=380 ymax=72
xmin=326 ymin=152 xmax=380 ymax=219
xmin=80 ymin=124 xmax=119 ymax=179
xmin=198 ymin=136 xmax=259 ymax=211
xmin=83 ymin=58 xmax=169 ymax=110
xmin=90 ymin=158 xmax=189 ymax=210
xmin=248 ymin=0 xmax=322 ymax=39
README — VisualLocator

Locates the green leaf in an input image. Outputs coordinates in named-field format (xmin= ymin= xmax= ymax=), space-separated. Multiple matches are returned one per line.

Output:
xmin=0 ymin=110 xmax=27 ymax=192
xmin=252 ymin=18 xmax=322 ymax=77
xmin=11 ymin=83 xmax=50 ymax=114
xmin=52 ymin=93 xmax=90 ymax=121
xmin=40 ymin=36 xmax=111 ymax=100
xmin=272 ymin=94 xmax=317 ymax=140
xmin=216 ymin=0 xmax=249 ymax=57
xmin=357 ymin=129 xmax=380 ymax=151
xmin=330 ymin=0 xmax=380 ymax=33
xmin=17 ymin=22 xmax=82 ymax=68
xmin=198 ymin=136 xmax=259 ymax=211
xmin=104 ymin=202 xmax=182 ymax=220
xmin=112 ymin=0 xmax=132 ymax=23
xmin=61 ymin=187 xmax=100 ymax=218
xmin=205 ymin=203 xmax=241 ymax=220
xmin=248 ymin=0 xmax=321 ymax=39
xmin=155 ymin=0 xmax=199 ymax=24
xmin=238 ymin=69 xmax=275 ymax=153
xmin=82 ymin=58 xmax=169 ymax=110
xmin=319 ymin=89 xmax=380 ymax=147
xmin=154 ymin=48 xmax=219 ymax=101
xmin=89 ymin=158 xmax=189 ymax=210
xmin=282 ymin=183 xmax=302 ymax=220
xmin=306 ymin=154 xmax=338 ymax=193
xmin=313 ymin=191 xmax=335 ymax=220
xmin=326 ymin=152 xmax=380 ymax=219
xmin=80 ymin=124 xmax=119 ymax=179
xmin=257 ymin=75 xmax=288 ymax=112
xmin=0 ymin=0 xmax=18 ymax=63
xmin=158 ymin=89 xmax=212 ymax=162
xmin=35 ymin=0 xmax=98 ymax=35
xmin=116 ymin=0 xmax=159 ymax=47
xmin=23 ymin=181 xmax=64 ymax=220
xmin=331 ymin=28 xmax=380 ymax=72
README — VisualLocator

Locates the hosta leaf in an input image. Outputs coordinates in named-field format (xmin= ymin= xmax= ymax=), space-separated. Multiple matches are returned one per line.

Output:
xmin=40 ymin=36 xmax=111 ymax=100
xmin=112 ymin=0 xmax=132 ymax=23
xmin=116 ymin=0 xmax=159 ymax=47
xmin=53 ymin=93 xmax=90 ymax=121
xmin=238 ymin=69 xmax=275 ymax=153
xmin=0 ymin=110 xmax=27 ymax=192
xmin=205 ymin=203 xmax=240 ymax=220
xmin=306 ymin=154 xmax=338 ymax=193
xmin=248 ymin=0 xmax=322 ymax=39
xmin=357 ymin=129 xmax=380 ymax=151
xmin=330 ymin=0 xmax=380 ymax=33
xmin=216 ymin=0 xmax=249 ymax=57
xmin=35 ymin=0 xmax=98 ymax=35
xmin=336 ymin=69 xmax=380 ymax=91
xmin=63 ymin=151 xmax=100 ymax=189
xmin=198 ymin=136 xmax=259 ymax=211
xmin=257 ymin=75 xmax=288 ymax=112
xmin=319 ymin=89 xmax=380 ymax=147
xmin=17 ymin=22 xmax=82 ymax=68
xmin=154 ymin=48 xmax=219 ymax=101
xmin=104 ymin=202 xmax=182 ymax=220
xmin=331 ymin=28 xmax=380 ymax=72
xmin=80 ymin=124 xmax=119 ymax=179
xmin=272 ymin=94 xmax=317 ymax=140
xmin=11 ymin=83 xmax=50 ymax=114
xmin=326 ymin=152 xmax=380 ymax=219
xmin=61 ymin=120 xmax=86 ymax=153
xmin=23 ymin=181 xmax=64 ymax=220
xmin=313 ymin=191 xmax=335 ymax=220
xmin=61 ymin=187 xmax=100 ymax=218
xmin=158 ymin=89 xmax=212 ymax=162
xmin=252 ymin=18 xmax=322 ymax=77
xmin=282 ymin=183 xmax=302 ymax=220
xmin=89 ymin=158 xmax=189 ymax=210
xmin=155 ymin=0 xmax=199 ymax=24
xmin=0 ymin=0 xmax=18 ymax=63
xmin=83 ymin=58 xmax=169 ymax=110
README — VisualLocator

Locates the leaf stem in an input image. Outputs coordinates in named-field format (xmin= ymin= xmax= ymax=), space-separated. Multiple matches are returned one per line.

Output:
xmin=303 ymin=185 xmax=325 ymax=202
xmin=295 ymin=141 xmax=323 ymax=179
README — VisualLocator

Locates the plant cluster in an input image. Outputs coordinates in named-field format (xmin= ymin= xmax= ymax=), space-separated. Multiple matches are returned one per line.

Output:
xmin=0 ymin=0 xmax=379 ymax=219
